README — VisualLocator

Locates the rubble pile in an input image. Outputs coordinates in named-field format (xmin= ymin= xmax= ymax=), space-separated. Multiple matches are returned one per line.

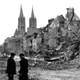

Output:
xmin=37 ymin=8 xmax=80 ymax=62
xmin=28 ymin=8 xmax=80 ymax=70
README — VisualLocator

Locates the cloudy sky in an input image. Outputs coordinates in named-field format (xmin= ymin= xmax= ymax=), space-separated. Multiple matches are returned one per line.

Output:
xmin=0 ymin=0 xmax=80 ymax=45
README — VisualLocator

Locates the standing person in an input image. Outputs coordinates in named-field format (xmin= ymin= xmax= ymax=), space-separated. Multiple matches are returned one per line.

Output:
xmin=19 ymin=53 xmax=28 ymax=80
xmin=6 ymin=53 xmax=16 ymax=80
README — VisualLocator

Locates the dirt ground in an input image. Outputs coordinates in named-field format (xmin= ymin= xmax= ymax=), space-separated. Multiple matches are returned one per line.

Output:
xmin=1 ymin=67 xmax=80 ymax=80
xmin=29 ymin=68 xmax=80 ymax=80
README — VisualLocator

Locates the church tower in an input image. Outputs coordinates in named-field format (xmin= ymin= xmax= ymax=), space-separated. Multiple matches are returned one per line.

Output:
xmin=29 ymin=8 xmax=37 ymax=28
xmin=27 ymin=8 xmax=38 ymax=35
xmin=18 ymin=5 xmax=25 ymax=36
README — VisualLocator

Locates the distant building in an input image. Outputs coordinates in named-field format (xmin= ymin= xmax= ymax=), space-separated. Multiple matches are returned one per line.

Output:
xmin=4 ymin=6 xmax=26 ymax=54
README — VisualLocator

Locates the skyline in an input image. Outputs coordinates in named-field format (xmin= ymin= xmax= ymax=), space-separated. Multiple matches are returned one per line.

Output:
xmin=0 ymin=0 xmax=80 ymax=45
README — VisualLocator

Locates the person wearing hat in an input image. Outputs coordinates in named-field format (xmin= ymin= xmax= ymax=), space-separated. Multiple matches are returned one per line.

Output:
xmin=19 ymin=53 xmax=28 ymax=80
xmin=6 ymin=53 xmax=16 ymax=80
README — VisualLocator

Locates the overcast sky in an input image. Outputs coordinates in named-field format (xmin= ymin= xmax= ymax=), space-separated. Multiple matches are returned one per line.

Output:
xmin=0 ymin=0 xmax=80 ymax=45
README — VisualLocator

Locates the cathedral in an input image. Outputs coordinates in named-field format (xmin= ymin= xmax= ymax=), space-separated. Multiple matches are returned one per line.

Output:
xmin=4 ymin=6 xmax=39 ymax=54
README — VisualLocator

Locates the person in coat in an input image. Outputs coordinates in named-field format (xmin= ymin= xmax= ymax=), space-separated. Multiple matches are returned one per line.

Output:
xmin=19 ymin=53 xmax=28 ymax=80
xmin=6 ymin=53 xmax=16 ymax=80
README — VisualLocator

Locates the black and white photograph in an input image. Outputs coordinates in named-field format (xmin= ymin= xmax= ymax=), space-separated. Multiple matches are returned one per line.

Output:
xmin=0 ymin=0 xmax=80 ymax=80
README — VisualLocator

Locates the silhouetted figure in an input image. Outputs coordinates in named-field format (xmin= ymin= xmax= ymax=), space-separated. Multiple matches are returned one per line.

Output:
xmin=19 ymin=53 xmax=28 ymax=80
xmin=6 ymin=53 xmax=16 ymax=80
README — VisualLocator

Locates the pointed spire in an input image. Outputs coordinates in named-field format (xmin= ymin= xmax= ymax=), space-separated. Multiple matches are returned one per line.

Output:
xmin=31 ymin=7 xmax=34 ymax=18
xmin=20 ymin=5 xmax=23 ymax=17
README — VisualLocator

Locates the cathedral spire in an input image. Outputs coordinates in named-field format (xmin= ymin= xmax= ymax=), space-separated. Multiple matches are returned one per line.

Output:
xmin=31 ymin=7 xmax=34 ymax=18
xmin=20 ymin=5 xmax=24 ymax=17
xmin=29 ymin=7 xmax=37 ymax=28
xmin=17 ymin=5 xmax=25 ymax=36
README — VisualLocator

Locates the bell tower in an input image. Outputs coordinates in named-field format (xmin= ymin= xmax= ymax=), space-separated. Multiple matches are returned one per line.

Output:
xmin=18 ymin=5 xmax=25 ymax=35
xmin=29 ymin=8 xmax=37 ymax=28
xmin=27 ymin=7 xmax=38 ymax=35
